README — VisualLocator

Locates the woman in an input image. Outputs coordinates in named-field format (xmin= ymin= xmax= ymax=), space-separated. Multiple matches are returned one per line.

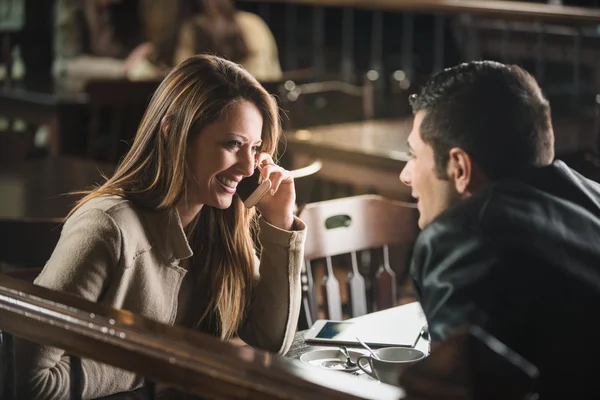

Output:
xmin=16 ymin=55 xmax=305 ymax=399
xmin=170 ymin=0 xmax=282 ymax=82
xmin=54 ymin=0 xmax=173 ymax=81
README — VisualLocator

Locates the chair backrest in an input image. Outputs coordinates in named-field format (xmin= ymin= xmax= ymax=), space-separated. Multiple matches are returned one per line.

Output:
xmin=280 ymin=79 xmax=374 ymax=130
xmin=84 ymin=79 xmax=161 ymax=163
xmin=298 ymin=195 xmax=418 ymax=329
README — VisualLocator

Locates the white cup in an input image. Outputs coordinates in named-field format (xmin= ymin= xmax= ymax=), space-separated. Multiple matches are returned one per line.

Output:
xmin=357 ymin=347 xmax=426 ymax=385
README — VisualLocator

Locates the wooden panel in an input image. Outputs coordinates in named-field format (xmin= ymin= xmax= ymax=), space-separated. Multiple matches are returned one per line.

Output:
xmin=239 ymin=0 xmax=600 ymax=24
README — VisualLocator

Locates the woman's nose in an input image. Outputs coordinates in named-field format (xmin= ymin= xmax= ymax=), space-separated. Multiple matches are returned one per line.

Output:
xmin=240 ymin=152 xmax=256 ymax=177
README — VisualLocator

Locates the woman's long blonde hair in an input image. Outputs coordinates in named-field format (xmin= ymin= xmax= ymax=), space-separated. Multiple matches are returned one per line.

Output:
xmin=71 ymin=55 xmax=280 ymax=339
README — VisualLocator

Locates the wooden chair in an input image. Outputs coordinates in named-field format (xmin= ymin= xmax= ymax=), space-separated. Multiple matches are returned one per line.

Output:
xmin=84 ymin=79 xmax=161 ymax=163
xmin=259 ymin=67 xmax=318 ymax=97
xmin=297 ymin=195 xmax=419 ymax=329
xmin=279 ymin=78 xmax=375 ymax=130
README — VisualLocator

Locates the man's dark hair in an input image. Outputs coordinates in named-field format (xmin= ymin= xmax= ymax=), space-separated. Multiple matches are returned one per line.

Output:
xmin=409 ymin=61 xmax=554 ymax=180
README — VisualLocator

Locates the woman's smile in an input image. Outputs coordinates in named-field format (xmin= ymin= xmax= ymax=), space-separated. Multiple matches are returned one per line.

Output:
xmin=216 ymin=175 xmax=239 ymax=194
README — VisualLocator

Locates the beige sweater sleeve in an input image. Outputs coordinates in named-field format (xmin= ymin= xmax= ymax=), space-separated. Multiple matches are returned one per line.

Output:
xmin=238 ymin=216 xmax=306 ymax=355
xmin=15 ymin=209 xmax=144 ymax=400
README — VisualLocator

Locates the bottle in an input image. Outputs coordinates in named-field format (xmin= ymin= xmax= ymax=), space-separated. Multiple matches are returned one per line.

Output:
xmin=11 ymin=45 xmax=25 ymax=81
xmin=10 ymin=46 xmax=27 ymax=133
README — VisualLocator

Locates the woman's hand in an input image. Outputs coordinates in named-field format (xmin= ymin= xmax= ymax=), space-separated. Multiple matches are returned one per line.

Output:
xmin=254 ymin=153 xmax=296 ymax=231
xmin=123 ymin=42 xmax=155 ymax=76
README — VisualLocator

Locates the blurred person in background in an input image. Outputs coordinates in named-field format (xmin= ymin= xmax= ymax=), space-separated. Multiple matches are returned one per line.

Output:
xmin=164 ymin=0 xmax=282 ymax=82
xmin=53 ymin=0 xmax=177 ymax=82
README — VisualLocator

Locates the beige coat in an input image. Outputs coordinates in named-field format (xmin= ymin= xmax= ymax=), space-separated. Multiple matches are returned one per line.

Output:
xmin=15 ymin=195 xmax=305 ymax=400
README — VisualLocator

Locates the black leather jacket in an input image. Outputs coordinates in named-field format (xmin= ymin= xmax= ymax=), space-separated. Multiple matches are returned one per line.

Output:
xmin=411 ymin=160 xmax=600 ymax=398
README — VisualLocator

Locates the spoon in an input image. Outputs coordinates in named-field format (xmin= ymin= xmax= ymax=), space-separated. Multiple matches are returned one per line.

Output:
xmin=356 ymin=336 xmax=380 ymax=360
xmin=339 ymin=346 xmax=356 ymax=367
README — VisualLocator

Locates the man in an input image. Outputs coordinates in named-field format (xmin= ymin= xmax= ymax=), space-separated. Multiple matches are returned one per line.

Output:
xmin=400 ymin=60 xmax=600 ymax=397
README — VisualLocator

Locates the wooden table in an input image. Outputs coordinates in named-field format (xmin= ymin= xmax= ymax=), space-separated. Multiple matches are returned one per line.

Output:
xmin=0 ymin=78 xmax=89 ymax=156
xmin=286 ymin=302 xmax=429 ymax=392
xmin=285 ymin=118 xmax=413 ymax=201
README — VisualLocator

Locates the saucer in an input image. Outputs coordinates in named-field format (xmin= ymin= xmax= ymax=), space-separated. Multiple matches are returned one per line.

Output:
xmin=300 ymin=348 xmax=367 ymax=372
xmin=357 ymin=373 xmax=380 ymax=383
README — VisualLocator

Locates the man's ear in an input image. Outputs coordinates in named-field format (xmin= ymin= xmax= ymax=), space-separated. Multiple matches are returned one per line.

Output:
xmin=161 ymin=115 xmax=172 ymax=140
xmin=447 ymin=148 xmax=472 ymax=195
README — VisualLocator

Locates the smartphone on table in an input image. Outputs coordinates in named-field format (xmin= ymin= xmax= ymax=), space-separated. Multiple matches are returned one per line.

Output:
xmin=237 ymin=168 xmax=272 ymax=208
xmin=304 ymin=319 xmax=424 ymax=348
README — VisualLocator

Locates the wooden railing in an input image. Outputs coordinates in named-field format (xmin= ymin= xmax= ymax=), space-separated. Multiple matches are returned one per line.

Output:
xmin=0 ymin=275 xmax=404 ymax=400
xmin=241 ymin=0 xmax=600 ymax=23
xmin=239 ymin=0 xmax=600 ymax=84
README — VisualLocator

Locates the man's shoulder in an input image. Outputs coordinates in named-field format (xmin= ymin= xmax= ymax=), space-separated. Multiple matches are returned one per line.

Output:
xmin=481 ymin=161 xmax=600 ymax=233
xmin=418 ymin=188 xmax=493 ymax=246
xmin=418 ymin=160 xmax=600 ymax=249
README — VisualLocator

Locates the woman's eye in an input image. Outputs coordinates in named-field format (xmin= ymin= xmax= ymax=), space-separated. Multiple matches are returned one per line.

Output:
xmin=224 ymin=140 xmax=242 ymax=149
xmin=223 ymin=140 xmax=262 ymax=153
